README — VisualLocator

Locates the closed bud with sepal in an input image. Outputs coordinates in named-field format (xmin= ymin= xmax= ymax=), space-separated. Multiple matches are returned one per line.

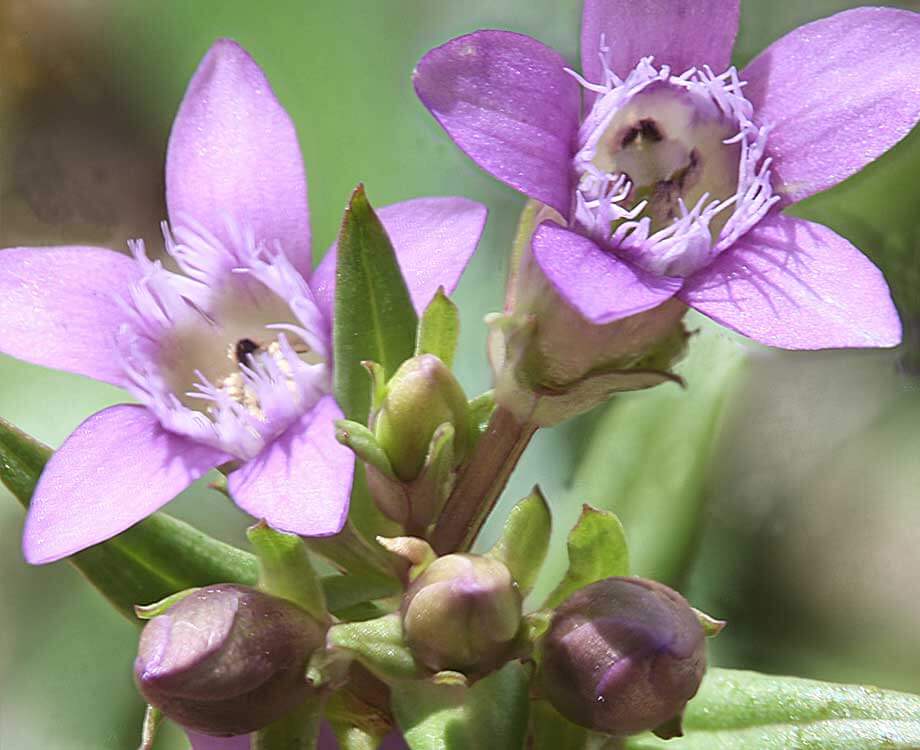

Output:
xmin=540 ymin=576 xmax=706 ymax=738
xmin=374 ymin=353 xmax=472 ymax=482
xmin=135 ymin=584 xmax=326 ymax=736
xmin=402 ymin=553 xmax=522 ymax=676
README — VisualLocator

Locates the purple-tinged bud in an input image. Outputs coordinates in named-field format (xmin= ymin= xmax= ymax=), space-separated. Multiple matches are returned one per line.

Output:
xmin=490 ymin=203 xmax=688 ymax=427
xmin=402 ymin=554 xmax=522 ymax=675
xmin=374 ymin=354 xmax=471 ymax=481
xmin=540 ymin=577 xmax=705 ymax=737
xmin=135 ymin=584 xmax=325 ymax=736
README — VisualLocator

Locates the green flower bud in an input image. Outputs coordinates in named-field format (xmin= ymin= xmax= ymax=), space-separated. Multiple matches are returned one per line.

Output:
xmin=402 ymin=554 xmax=522 ymax=676
xmin=374 ymin=354 xmax=471 ymax=481
xmin=540 ymin=577 xmax=705 ymax=737
xmin=135 ymin=584 xmax=325 ymax=736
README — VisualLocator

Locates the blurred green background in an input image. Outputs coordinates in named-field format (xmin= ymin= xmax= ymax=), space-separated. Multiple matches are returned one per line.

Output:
xmin=1 ymin=1 xmax=919 ymax=747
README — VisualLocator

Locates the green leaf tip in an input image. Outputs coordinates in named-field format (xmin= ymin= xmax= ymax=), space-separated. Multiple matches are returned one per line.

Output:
xmin=334 ymin=184 xmax=417 ymax=424
xmin=247 ymin=522 xmax=327 ymax=622
xmin=415 ymin=286 xmax=460 ymax=368
xmin=488 ymin=486 xmax=552 ymax=596
xmin=542 ymin=504 xmax=629 ymax=610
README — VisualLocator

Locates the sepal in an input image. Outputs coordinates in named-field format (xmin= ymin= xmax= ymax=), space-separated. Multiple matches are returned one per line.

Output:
xmin=487 ymin=486 xmax=552 ymax=597
xmin=326 ymin=612 xmax=424 ymax=682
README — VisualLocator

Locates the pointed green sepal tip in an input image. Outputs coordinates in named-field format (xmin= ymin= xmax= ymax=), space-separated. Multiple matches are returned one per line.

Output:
xmin=542 ymin=504 xmax=629 ymax=611
xmin=377 ymin=536 xmax=436 ymax=580
xmin=693 ymin=606 xmax=727 ymax=637
xmin=246 ymin=521 xmax=327 ymax=622
xmin=134 ymin=588 xmax=200 ymax=620
xmin=335 ymin=419 xmax=396 ymax=478
xmin=416 ymin=286 xmax=460 ymax=368
xmin=488 ymin=485 xmax=552 ymax=597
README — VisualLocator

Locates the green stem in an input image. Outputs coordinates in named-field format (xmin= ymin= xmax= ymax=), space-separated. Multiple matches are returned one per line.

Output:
xmin=430 ymin=406 xmax=537 ymax=554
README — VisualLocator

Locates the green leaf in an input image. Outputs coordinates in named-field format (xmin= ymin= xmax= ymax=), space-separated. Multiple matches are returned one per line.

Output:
xmin=528 ymin=700 xmax=589 ymax=750
xmin=561 ymin=321 xmax=746 ymax=586
xmin=488 ymin=487 xmax=551 ymax=596
xmin=247 ymin=522 xmax=327 ymax=621
xmin=0 ymin=417 xmax=259 ymax=621
xmin=543 ymin=505 xmax=628 ymax=610
xmin=327 ymin=613 xmax=422 ymax=682
xmin=415 ymin=287 xmax=460 ymax=368
xmin=626 ymin=669 xmax=920 ymax=749
xmin=334 ymin=184 xmax=418 ymax=423
xmin=392 ymin=661 xmax=531 ymax=750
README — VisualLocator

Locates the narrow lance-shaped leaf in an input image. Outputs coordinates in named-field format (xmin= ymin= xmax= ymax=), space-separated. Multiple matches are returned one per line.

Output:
xmin=392 ymin=661 xmax=532 ymax=750
xmin=415 ymin=286 xmax=460 ymax=368
xmin=334 ymin=184 xmax=418 ymax=423
xmin=0 ymin=417 xmax=258 ymax=621
xmin=626 ymin=668 xmax=920 ymax=750
xmin=247 ymin=522 xmax=327 ymax=622
xmin=542 ymin=504 xmax=628 ymax=610
xmin=488 ymin=486 xmax=551 ymax=597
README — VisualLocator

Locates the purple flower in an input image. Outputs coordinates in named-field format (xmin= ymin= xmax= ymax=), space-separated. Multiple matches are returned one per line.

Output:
xmin=0 ymin=40 xmax=486 ymax=564
xmin=414 ymin=2 xmax=920 ymax=350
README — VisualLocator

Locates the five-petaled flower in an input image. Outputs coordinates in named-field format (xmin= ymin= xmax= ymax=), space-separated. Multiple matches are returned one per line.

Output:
xmin=414 ymin=1 xmax=920 ymax=350
xmin=0 ymin=40 xmax=486 ymax=564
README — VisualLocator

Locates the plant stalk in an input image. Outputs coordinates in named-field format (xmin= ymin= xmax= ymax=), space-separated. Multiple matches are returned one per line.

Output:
xmin=430 ymin=406 xmax=537 ymax=554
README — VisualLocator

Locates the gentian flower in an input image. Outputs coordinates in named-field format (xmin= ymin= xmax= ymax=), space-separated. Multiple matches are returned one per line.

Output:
xmin=0 ymin=40 xmax=486 ymax=564
xmin=414 ymin=2 xmax=920 ymax=350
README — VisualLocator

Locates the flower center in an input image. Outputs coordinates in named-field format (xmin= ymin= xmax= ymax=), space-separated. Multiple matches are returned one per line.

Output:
xmin=116 ymin=219 xmax=330 ymax=460
xmin=571 ymin=58 xmax=777 ymax=278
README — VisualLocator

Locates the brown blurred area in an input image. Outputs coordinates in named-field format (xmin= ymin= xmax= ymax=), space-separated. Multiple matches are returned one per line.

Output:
xmin=0 ymin=0 xmax=164 ymax=252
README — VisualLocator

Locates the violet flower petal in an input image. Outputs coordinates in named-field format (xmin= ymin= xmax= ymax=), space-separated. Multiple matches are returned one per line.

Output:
xmin=312 ymin=197 xmax=487 ymax=319
xmin=186 ymin=731 xmax=251 ymax=750
xmin=581 ymin=0 xmax=739 ymax=83
xmin=23 ymin=405 xmax=229 ymax=565
xmin=228 ymin=395 xmax=353 ymax=537
xmin=413 ymin=30 xmax=580 ymax=218
xmin=166 ymin=39 xmax=313 ymax=278
xmin=0 ymin=246 xmax=139 ymax=386
xmin=531 ymin=222 xmax=682 ymax=325
xmin=680 ymin=212 xmax=901 ymax=350
xmin=744 ymin=7 xmax=920 ymax=205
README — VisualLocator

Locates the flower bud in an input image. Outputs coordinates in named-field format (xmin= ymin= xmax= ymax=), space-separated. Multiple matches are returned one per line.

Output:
xmin=374 ymin=354 xmax=471 ymax=481
xmin=491 ymin=203 xmax=688 ymax=426
xmin=135 ymin=584 xmax=326 ymax=736
xmin=402 ymin=554 xmax=522 ymax=675
xmin=540 ymin=577 xmax=705 ymax=737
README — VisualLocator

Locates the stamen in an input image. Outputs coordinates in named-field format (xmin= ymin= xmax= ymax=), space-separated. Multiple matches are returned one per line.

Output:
xmin=571 ymin=54 xmax=775 ymax=278
xmin=115 ymin=216 xmax=332 ymax=460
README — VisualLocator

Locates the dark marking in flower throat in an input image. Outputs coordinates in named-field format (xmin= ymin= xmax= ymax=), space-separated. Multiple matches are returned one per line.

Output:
xmin=235 ymin=338 xmax=261 ymax=366
xmin=621 ymin=118 xmax=664 ymax=148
